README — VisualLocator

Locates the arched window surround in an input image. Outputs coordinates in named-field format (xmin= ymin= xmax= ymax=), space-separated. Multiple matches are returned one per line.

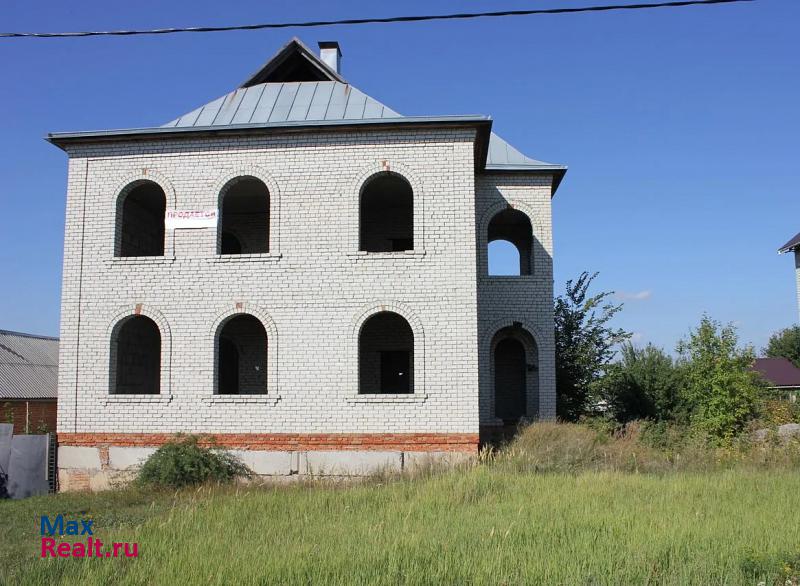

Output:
xmin=112 ymin=171 xmax=176 ymax=260
xmin=206 ymin=304 xmax=280 ymax=404
xmin=105 ymin=304 xmax=172 ymax=403
xmin=347 ymin=162 xmax=426 ymax=258
xmin=212 ymin=168 xmax=282 ymax=260
xmin=347 ymin=301 xmax=427 ymax=403
xmin=478 ymin=201 xmax=546 ymax=279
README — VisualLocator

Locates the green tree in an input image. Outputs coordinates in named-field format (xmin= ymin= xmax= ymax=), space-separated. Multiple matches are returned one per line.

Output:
xmin=555 ymin=272 xmax=630 ymax=421
xmin=765 ymin=325 xmax=800 ymax=368
xmin=598 ymin=343 xmax=684 ymax=423
xmin=677 ymin=316 xmax=763 ymax=443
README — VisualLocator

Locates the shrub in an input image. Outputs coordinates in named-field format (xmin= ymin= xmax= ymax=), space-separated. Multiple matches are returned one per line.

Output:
xmin=677 ymin=317 xmax=764 ymax=444
xmin=598 ymin=343 xmax=685 ymax=423
xmin=759 ymin=399 xmax=800 ymax=427
xmin=137 ymin=435 xmax=251 ymax=488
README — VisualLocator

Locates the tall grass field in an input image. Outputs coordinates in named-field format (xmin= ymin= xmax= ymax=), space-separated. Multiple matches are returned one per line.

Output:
xmin=2 ymin=424 xmax=800 ymax=585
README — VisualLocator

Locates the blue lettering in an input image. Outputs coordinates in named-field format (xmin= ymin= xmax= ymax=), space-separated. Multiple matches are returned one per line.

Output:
xmin=40 ymin=515 xmax=64 ymax=536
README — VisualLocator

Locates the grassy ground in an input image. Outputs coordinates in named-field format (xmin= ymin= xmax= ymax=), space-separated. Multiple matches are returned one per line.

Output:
xmin=3 ymin=426 xmax=800 ymax=585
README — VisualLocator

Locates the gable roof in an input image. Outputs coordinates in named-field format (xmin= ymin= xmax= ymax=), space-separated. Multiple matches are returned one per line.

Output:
xmin=751 ymin=357 xmax=800 ymax=388
xmin=778 ymin=232 xmax=800 ymax=254
xmin=240 ymin=38 xmax=345 ymax=86
xmin=48 ymin=37 xmax=566 ymax=192
xmin=0 ymin=330 xmax=59 ymax=400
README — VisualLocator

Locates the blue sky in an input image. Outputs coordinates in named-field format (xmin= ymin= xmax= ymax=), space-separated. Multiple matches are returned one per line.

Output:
xmin=1 ymin=0 xmax=798 ymax=353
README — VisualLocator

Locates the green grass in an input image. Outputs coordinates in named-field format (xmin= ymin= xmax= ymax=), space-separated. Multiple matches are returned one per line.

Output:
xmin=3 ymin=466 xmax=800 ymax=585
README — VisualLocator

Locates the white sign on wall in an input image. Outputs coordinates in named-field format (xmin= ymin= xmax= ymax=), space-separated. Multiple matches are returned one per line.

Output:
xmin=165 ymin=209 xmax=218 ymax=230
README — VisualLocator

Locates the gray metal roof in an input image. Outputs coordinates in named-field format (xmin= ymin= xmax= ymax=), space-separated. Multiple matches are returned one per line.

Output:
xmin=48 ymin=37 xmax=566 ymax=189
xmin=161 ymin=80 xmax=562 ymax=174
xmin=162 ymin=81 xmax=401 ymax=128
xmin=0 ymin=330 xmax=59 ymax=400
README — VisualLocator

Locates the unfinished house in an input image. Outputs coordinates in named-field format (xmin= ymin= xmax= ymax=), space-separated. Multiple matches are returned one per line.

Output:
xmin=49 ymin=38 xmax=566 ymax=489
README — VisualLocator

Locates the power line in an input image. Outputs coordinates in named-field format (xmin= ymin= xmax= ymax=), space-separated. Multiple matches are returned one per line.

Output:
xmin=0 ymin=0 xmax=753 ymax=40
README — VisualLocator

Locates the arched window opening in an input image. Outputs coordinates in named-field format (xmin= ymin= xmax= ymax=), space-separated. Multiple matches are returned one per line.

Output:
xmin=492 ymin=326 xmax=539 ymax=422
xmin=359 ymin=312 xmax=414 ymax=394
xmin=219 ymin=337 xmax=240 ymax=394
xmin=360 ymin=174 xmax=413 ymax=252
xmin=111 ymin=315 xmax=161 ymax=394
xmin=219 ymin=177 xmax=270 ymax=254
xmin=216 ymin=314 xmax=267 ymax=394
xmin=221 ymin=232 xmax=242 ymax=255
xmin=488 ymin=240 xmax=521 ymax=276
xmin=116 ymin=181 xmax=166 ymax=257
xmin=487 ymin=209 xmax=533 ymax=275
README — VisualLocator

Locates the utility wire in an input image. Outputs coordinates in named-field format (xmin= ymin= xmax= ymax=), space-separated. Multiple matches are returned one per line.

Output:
xmin=0 ymin=0 xmax=753 ymax=39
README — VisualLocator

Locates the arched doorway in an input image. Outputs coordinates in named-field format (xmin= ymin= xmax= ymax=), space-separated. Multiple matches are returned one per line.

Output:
xmin=491 ymin=326 xmax=539 ymax=423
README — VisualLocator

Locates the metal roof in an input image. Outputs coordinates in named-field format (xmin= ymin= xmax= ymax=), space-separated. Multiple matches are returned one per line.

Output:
xmin=162 ymin=81 xmax=401 ymax=128
xmin=778 ymin=232 xmax=800 ymax=254
xmin=47 ymin=37 xmax=566 ymax=190
xmin=161 ymin=80 xmax=563 ymax=174
xmin=752 ymin=357 xmax=800 ymax=388
xmin=0 ymin=330 xmax=59 ymax=400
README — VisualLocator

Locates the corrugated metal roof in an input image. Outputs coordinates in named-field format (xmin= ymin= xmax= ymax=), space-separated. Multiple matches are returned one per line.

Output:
xmin=779 ymin=232 xmax=800 ymax=254
xmin=0 ymin=330 xmax=59 ymax=400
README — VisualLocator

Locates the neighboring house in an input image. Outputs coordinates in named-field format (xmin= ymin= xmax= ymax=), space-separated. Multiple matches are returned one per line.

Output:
xmin=752 ymin=357 xmax=800 ymax=401
xmin=778 ymin=232 xmax=800 ymax=320
xmin=48 ymin=38 xmax=566 ymax=489
xmin=0 ymin=330 xmax=58 ymax=434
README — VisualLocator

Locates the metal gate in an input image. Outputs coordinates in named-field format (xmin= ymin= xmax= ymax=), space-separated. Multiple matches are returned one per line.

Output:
xmin=0 ymin=423 xmax=53 ymax=499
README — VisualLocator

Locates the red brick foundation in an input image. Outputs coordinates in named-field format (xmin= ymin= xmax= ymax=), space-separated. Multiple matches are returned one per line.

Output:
xmin=57 ymin=432 xmax=480 ymax=453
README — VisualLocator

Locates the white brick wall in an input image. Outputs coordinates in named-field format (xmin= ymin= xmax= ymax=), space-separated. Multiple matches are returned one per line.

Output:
xmin=56 ymin=127 xmax=556 ymax=437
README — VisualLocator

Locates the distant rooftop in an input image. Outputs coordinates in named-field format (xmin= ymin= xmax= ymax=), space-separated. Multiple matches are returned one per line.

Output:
xmin=778 ymin=232 xmax=800 ymax=254
xmin=0 ymin=329 xmax=59 ymax=400
xmin=751 ymin=357 xmax=800 ymax=388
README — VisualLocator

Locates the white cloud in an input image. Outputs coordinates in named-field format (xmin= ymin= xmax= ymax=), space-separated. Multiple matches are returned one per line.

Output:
xmin=614 ymin=290 xmax=652 ymax=302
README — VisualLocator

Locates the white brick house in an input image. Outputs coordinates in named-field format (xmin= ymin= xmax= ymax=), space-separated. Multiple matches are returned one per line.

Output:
xmin=49 ymin=38 xmax=566 ymax=488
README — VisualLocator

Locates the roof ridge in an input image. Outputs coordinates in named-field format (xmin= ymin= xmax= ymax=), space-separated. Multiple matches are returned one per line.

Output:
xmin=0 ymin=329 xmax=59 ymax=341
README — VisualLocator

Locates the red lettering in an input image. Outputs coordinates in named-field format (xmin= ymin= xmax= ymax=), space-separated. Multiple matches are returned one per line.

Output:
xmin=113 ymin=542 xmax=123 ymax=557
xmin=124 ymin=543 xmax=138 ymax=558
xmin=57 ymin=543 xmax=71 ymax=558
xmin=41 ymin=537 xmax=56 ymax=557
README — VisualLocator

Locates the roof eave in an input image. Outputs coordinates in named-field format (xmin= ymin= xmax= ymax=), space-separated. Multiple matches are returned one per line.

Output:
xmin=46 ymin=117 xmax=494 ymax=170
xmin=483 ymin=165 xmax=567 ymax=196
